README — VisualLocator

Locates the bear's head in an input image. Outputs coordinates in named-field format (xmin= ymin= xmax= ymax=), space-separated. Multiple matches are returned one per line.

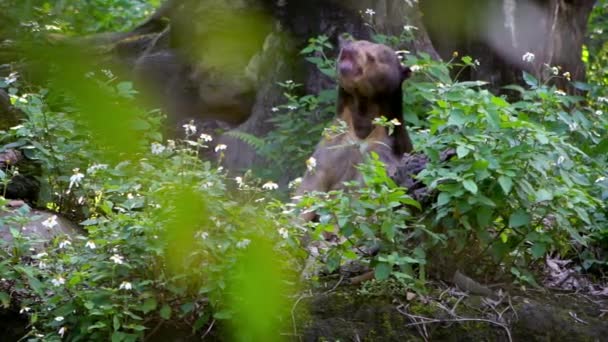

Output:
xmin=336 ymin=37 xmax=411 ymax=97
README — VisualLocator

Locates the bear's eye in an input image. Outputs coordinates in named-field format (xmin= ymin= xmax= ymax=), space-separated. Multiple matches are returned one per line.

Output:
xmin=366 ymin=53 xmax=376 ymax=63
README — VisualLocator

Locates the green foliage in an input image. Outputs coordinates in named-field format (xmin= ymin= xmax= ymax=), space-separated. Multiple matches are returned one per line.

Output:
xmin=0 ymin=68 xmax=298 ymax=342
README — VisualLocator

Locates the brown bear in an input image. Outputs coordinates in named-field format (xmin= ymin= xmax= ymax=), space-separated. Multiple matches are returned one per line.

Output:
xmin=295 ymin=37 xmax=413 ymax=222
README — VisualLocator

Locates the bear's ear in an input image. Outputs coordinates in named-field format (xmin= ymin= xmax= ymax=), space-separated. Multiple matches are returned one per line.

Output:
xmin=401 ymin=65 xmax=412 ymax=81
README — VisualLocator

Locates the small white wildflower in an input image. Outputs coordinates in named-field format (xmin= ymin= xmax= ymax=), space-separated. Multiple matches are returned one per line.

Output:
xmin=55 ymin=316 xmax=64 ymax=322
xmin=19 ymin=307 xmax=31 ymax=314
xmin=101 ymin=69 xmax=114 ymax=79
xmin=182 ymin=122 xmax=197 ymax=136
xmin=119 ymin=281 xmax=132 ymax=290
xmin=288 ymin=177 xmax=302 ymax=189
xmin=38 ymin=261 xmax=48 ymax=269
xmin=199 ymin=133 xmax=213 ymax=142
xmin=554 ymin=89 xmax=566 ymax=96
xmin=568 ymin=122 xmax=578 ymax=131
xmin=551 ymin=66 xmax=559 ymax=75
xmin=410 ymin=65 xmax=422 ymax=72
xmin=235 ymin=176 xmax=244 ymax=187
xmin=42 ymin=215 xmax=58 ymax=229
xmin=151 ymin=142 xmax=166 ymax=155
xmin=262 ymin=181 xmax=279 ymax=190
xmin=287 ymin=105 xmax=297 ymax=111
xmin=87 ymin=163 xmax=107 ymax=174
xmin=557 ymin=156 xmax=566 ymax=166
xmin=85 ymin=241 xmax=96 ymax=249
xmin=285 ymin=80 xmax=293 ymax=85
xmin=365 ymin=8 xmax=376 ymax=16
xmin=306 ymin=157 xmax=317 ymax=172
xmin=563 ymin=71 xmax=571 ymax=81
xmin=271 ymin=107 xmax=279 ymax=112
xmin=389 ymin=118 xmax=402 ymax=126
xmin=522 ymin=52 xmax=535 ymax=63
xmin=236 ymin=239 xmax=251 ymax=249
xmin=278 ymin=228 xmax=289 ymax=239
xmin=597 ymin=97 xmax=608 ymax=103
xmin=167 ymin=139 xmax=176 ymax=150
xmin=69 ymin=169 xmax=85 ymax=190
xmin=5 ymin=72 xmax=18 ymax=84
xmin=199 ymin=231 xmax=209 ymax=239
xmin=595 ymin=110 xmax=603 ymax=116
xmin=474 ymin=59 xmax=480 ymax=66
xmin=34 ymin=252 xmax=48 ymax=259
xmin=58 ymin=326 xmax=67 ymax=338
xmin=110 ymin=254 xmax=124 ymax=265
xmin=596 ymin=176 xmax=606 ymax=183
xmin=59 ymin=240 xmax=71 ymax=249
xmin=403 ymin=25 xmax=418 ymax=31
xmin=214 ymin=144 xmax=227 ymax=152
xmin=51 ymin=277 xmax=65 ymax=287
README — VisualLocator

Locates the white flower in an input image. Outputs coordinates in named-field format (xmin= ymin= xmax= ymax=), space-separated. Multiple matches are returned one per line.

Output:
xmin=287 ymin=105 xmax=297 ymax=111
xmin=235 ymin=176 xmax=244 ymax=187
xmin=474 ymin=59 xmax=480 ymax=66
xmin=182 ymin=122 xmax=197 ymax=135
xmin=199 ymin=231 xmax=209 ymax=240
xmin=410 ymin=65 xmax=422 ymax=72
xmin=151 ymin=142 xmax=166 ymax=155
xmin=119 ymin=281 xmax=132 ymax=290
xmin=403 ymin=25 xmax=418 ymax=31
xmin=278 ymin=228 xmax=289 ymax=239
xmin=85 ymin=241 xmax=96 ymax=249
xmin=306 ymin=157 xmax=317 ymax=172
xmin=55 ymin=316 xmax=64 ymax=322
xmin=5 ymin=72 xmax=18 ymax=85
xmin=86 ymin=163 xmax=107 ymax=174
xmin=167 ymin=139 xmax=176 ymax=150
xmin=365 ymin=8 xmax=376 ymax=16
xmin=42 ymin=215 xmax=58 ymax=229
xmin=595 ymin=176 xmax=606 ymax=183
xmin=101 ymin=69 xmax=114 ymax=79
xmin=58 ymin=240 xmax=71 ymax=249
xmin=58 ymin=326 xmax=67 ymax=337
xmin=568 ymin=122 xmax=578 ymax=131
xmin=38 ymin=261 xmax=48 ymax=269
xmin=563 ymin=71 xmax=571 ymax=81
xmin=51 ymin=277 xmax=65 ymax=287
xmin=69 ymin=169 xmax=84 ymax=190
xmin=236 ymin=239 xmax=251 ymax=249
xmin=389 ymin=118 xmax=402 ymax=126
xmin=199 ymin=133 xmax=213 ymax=142
xmin=271 ymin=107 xmax=279 ymax=112
xmin=110 ymin=254 xmax=124 ymax=265
xmin=522 ymin=52 xmax=535 ymax=63
xmin=557 ymin=156 xmax=565 ymax=166
xmin=554 ymin=89 xmax=566 ymax=96
xmin=551 ymin=66 xmax=559 ymax=75
xmin=285 ymin=80 xmax=293 ymax=85
xmin=288 ymin=177 xmax=302 ymax=189
xmin=595 ymin=110 xmax=603 ymax=116
xmin=598 ymin=97 xmax=608 ymax=103
xmin=19 ymin=307 xmax=31 ymax=314
xmin=34 ymin=252 xmax=48 ymax=259
xmin=214 ymin=144 xmax=227 ymax=152
xmin=262 ymin=181 xmax=278 ymax=190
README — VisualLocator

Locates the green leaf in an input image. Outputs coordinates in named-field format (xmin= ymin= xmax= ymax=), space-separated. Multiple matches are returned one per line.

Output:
xmin=462 ymin=180 xmax=478 ymax=194
xmin=535 ymin=189 xmax=553 ymax=203
xmin=522 ymin=71 xmax=538 ymax=87
xmin=437 ymin=192 xmax=451 ymax=206
xmin=531 ymin=243 xmax=546 ymax=259
xmin=0 ymin=292 xmax=9 ymax=308
xmin=374 ymin=262 xmax=391 ymax=281
xmin=509 ymin=210 xmax=530 ymax=228
xmin=140 ymin=298 xmax=157 ymax=314
xmin=456 ymin=145 xmax=469 ymax=158
xmin=159 ymin=304 xmax=172 ymax=320
xmin=498 ymin=176 xmax=513 ymax=194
